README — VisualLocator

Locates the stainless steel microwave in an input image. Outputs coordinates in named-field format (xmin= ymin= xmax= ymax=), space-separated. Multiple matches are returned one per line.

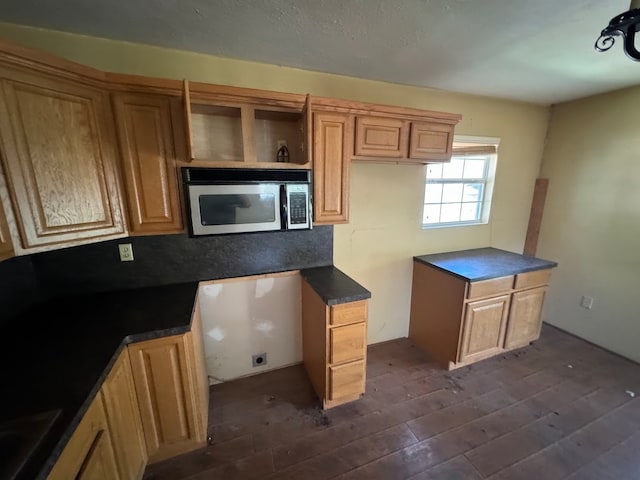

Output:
xmin=182 ymin=167 xmax=312 ymax=236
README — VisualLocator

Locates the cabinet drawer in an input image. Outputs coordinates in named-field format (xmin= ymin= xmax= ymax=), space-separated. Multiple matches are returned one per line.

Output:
xmin=514 ymin=269 xmax=552 ymax=290
xmin=330 ymin=300 xmax=367 ymax=326
xmin=467 ymin=275 xmax=514 ymax=300
xmin=328 ymin=359 xmax=365 ymax=401
xmin=330 ymin=322 xmax=366 ymax=365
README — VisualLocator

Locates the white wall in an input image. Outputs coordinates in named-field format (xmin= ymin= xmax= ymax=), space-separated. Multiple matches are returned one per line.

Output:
xmin=537 ymin=86 xmax=640 ymax=363
xmin=198 ymin=272 xmax=302 ymax=382
xmin=0 ymin=22 xmax=550 ymax=346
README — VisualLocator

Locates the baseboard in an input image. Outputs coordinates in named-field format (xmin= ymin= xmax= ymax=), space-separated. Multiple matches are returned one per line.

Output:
xmin=542 ymin=321 xmax=639 ymax=366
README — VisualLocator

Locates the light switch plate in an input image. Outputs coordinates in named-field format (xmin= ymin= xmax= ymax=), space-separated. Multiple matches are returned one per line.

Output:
xmin=118 ymin=243 xmax=134 ymax=262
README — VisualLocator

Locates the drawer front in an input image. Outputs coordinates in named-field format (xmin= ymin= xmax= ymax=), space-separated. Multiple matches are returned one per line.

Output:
xmin=330 ymin=322 xmax=366 ymax=365
xmin=467 ymin=275 xmax=514 ymax=300
xmin=329 ymin=359 xmax=365 ymax=401
xmin=514 ymin=269 xmax=552 ymax=290
xmin=330 ymin=300 xmax=368 ymax=326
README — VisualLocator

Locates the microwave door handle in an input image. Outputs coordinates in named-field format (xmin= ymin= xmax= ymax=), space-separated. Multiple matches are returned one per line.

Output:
xmin=280 ymin=184 xmax=288 ymax=230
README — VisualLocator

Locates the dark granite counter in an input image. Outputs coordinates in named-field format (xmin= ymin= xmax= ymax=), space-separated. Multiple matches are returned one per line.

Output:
xmin=301 ymin=266 xmax=371 ymax=305
xmin=414 ymin=247 xmax=557 ymax=282
xmin=0 ymin=282 xmax=199 ymax=480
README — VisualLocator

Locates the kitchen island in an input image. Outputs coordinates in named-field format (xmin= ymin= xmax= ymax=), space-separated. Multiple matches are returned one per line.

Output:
xmin=409 ymin=247 xmax=557 ymax=370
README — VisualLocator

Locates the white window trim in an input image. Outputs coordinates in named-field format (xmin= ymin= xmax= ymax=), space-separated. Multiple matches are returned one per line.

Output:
xmin=421 ymin=135 xmax=499 ymax=229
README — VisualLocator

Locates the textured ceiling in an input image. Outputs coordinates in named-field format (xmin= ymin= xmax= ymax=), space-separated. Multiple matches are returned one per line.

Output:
xmin=0 ymin=0 xmax=639 ymax=104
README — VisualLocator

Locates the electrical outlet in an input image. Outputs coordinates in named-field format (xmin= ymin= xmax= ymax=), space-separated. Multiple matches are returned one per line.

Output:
xmin=118 ymin=243 xmax=134 ymax=262
xmin=277 ymin=139 xmax=287 ymax=149
xmin=252 ymin=353 xmax=267 ymax=367
xmin=580 ymin=295 xmax=593 ymax=309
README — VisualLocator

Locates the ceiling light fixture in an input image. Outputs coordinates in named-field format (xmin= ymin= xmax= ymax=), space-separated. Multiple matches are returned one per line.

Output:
xmin=596 ymin=0 xmax=640 ymax=60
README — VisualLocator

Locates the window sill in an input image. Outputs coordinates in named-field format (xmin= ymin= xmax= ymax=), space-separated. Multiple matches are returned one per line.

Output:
xmin=421 ymin=221 xmax=488 ymax=230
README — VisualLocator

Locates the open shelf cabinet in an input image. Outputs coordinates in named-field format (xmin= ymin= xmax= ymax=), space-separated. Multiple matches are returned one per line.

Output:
xmin=183 ymin=80 xmax=311 ymax=169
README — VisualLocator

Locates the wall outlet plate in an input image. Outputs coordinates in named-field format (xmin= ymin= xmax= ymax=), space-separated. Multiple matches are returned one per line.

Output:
xmin=580 ymin=295 xmax=593 ymax=309
xmin=252 ymin=353 xmax=267 ymax=367
xmin=277 ymin=140 xmax=287 ymax=149
xmin=118 ymin=243 xmax=134 ymax=262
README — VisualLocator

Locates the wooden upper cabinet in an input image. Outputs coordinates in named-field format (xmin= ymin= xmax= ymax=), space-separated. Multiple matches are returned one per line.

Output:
xmin=0 ymin=67 xmax=125 ymax=249
xmin=348 ymin=108 xmax=460 ymax=163
xmin=354 ymin=116 xmax=408 ymax=158
xmin=409 ymin=121 xmax=454 ymax=162
xmin=0 ymin=196 xmax=13 ymax=261
xmin=113 ymin=93 xmax=184 ymax=235
xmin=183 ymin=80 xmax=310 ymax=168
xmin=312 ymin=112 xmax=353 ymax=224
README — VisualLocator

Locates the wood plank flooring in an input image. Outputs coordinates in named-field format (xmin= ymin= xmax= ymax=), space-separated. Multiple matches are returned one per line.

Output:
xmin=143 ymin=324 xmax=640 ymax=479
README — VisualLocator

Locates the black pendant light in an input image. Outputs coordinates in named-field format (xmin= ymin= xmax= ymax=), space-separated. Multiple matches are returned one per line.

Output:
xmin=596 ymin=0 xmax=640 ymax=60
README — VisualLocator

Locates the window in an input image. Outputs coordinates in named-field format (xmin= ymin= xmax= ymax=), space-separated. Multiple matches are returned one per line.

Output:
xmin=422 ymin=139 xmax=497 ymax=228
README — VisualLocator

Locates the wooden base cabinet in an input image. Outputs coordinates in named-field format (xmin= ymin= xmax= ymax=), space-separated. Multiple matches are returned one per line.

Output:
xmin=409 ymin=261 xmax=553 ymax=370
xmin=504 ymin=287 xmax=547 ymax=349
xmin=458 ymin=295 xmax=510 ymax=364
xmin=301 ymin=278 xmax=368 ymax=409
xmin=48 ymin=303 xmax=208 ymax=478
xmin=47 ymin=394 xmax=120 ymax=480
xmin=101 ymin=350 xmax=147 ymax=480
xmin=128 ymin=329 xmax=207 ymax=464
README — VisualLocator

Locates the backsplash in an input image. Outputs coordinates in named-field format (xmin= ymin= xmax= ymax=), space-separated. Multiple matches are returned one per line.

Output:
xmin=31 ymin=226 xmax=333 ymax=296
xmin=0 ymin=256 xmax=41 ymax=324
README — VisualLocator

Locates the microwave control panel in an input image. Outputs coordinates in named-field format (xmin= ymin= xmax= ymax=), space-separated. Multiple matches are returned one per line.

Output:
xmin=289 ymin=192 xmax=308 ymax=224
xmin=285 ymin=184 xmax=310 ymax=229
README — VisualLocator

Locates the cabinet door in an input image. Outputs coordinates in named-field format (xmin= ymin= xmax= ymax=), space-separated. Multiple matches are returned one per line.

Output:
xmin=408 ymin=121 xmax=454 ymax=162
xmin=101 ymin=350 xmax=147 ymax=480
xmin=504 ymin=287 xmax=546 ymax=349
xmin=313 ymin=112 xmax=353 ymax=224
xmin=459 ymin=295 xmax=510 ymax=363
xmin=75 ymin=430 xmax=120 ymax=480
xmin=128 ymin=334 xmax=202 ymax=463
xmin=0 ymin=67 xmax=125 ymax=249
xmin=48 ymin=394 xmax=120 ymax=480
xmin=0 ymin=195 xmax=13 ymax=261
xmin=113 ymin=93 xmax=184 ymax=235
xmin=354 ymin=116 xmax=407 ymax=158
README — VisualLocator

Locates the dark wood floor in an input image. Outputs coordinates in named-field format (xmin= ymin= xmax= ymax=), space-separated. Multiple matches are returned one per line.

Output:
xmin=143 ymin=324 xmax=640 ymax=479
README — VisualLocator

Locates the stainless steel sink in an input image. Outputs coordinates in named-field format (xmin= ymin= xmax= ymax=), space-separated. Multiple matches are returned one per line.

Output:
xmin=0 ymin=409 xmax=61 ymax=480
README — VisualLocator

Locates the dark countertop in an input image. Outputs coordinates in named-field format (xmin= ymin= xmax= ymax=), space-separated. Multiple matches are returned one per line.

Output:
xmin=0 ymin=282 xmax=199 ymax=480
xmin=300 ymin=266 xmax=371 ymax=305
xmin=414 ymin=247 xmax=557 ymax=282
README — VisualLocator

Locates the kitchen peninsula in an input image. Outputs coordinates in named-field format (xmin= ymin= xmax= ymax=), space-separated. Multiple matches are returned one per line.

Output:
xmin=409 ymin=247 xmax=557 ymax=370
xmin=1 ymin=264 xmax=369 ymax=480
